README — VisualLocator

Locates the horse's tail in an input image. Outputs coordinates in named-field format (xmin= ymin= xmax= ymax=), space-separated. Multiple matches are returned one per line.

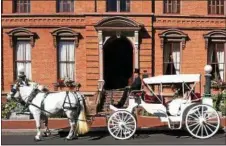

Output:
xmin=75 ymin=96 xmax=90 ymax=135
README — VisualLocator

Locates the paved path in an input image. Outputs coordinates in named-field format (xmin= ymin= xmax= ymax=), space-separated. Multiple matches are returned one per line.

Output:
xmin=2 ymin=130 xmax=226 ymax=145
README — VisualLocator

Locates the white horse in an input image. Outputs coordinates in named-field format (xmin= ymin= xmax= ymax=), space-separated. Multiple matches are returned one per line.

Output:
xmin=7 ymin=82 xmax=90 ymax=141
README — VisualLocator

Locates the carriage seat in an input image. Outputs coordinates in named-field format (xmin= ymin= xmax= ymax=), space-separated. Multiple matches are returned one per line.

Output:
xmin=131 ymin=92 xmax=160 ymax=103
xmin=190 ymin=93 xmax=202 ymax=102
xmin=144 ymin=94 xmax=161 ymax=103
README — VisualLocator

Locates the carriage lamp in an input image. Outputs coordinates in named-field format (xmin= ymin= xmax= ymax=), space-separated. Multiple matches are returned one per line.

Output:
xmin=203 ymin=65 xmax=213 ymax=106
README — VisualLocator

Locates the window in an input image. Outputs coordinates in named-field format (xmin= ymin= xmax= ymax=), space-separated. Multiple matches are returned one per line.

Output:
xmin=163 ymin=0 xmax=180 ymax=14
xmin=51 ymin=28 xmax=79 ymax=81
xmin=14 ymin=0 xmax=30 ymax=13
xmin=57 ymin=0 xmax=74 ymax=12
xmin=58 ymin=41 xmax=75 ymax=80
xmin=204 ymin=30 xmax=226 ymax=82
xmin=163 ymin=42 xmax=180 ymax=75
xmin=208 ymin=43 xmax=225 ymax=81
xmin=7 ymin=28 xmax=36 ymax=81
xmin=208 ymin=0 xmax=225 ymax=15
xmin=159 ymin=29 xmax=188 ymax=75
xmin=15 ymin=41 xmax=32 ymax=80
xmin=107 ymin=0 xmax=130 ymax=12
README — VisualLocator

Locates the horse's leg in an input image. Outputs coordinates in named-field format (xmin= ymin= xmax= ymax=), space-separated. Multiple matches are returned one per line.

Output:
xmin=43 ymin=115 xmax=51 ymax=137
xmin=64 ymin=110 xmax=76 ymax=140
xmin=33 ymin=113 xmax=42 ymax=141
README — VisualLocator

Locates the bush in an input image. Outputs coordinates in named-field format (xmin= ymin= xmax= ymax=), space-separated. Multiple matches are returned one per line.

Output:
xmin=213 ymin=90 xmax=226 ymax=116
xmin=1 ymin=100 xmax=18 ymax=119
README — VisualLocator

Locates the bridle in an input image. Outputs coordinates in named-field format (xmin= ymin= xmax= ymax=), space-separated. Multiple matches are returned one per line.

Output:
xmin=9 ymin=82 xmax=23 ymax=103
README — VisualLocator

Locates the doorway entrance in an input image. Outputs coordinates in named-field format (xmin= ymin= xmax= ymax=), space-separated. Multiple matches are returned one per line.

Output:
xmin=103 ymin=36 xmax=133 ymax=90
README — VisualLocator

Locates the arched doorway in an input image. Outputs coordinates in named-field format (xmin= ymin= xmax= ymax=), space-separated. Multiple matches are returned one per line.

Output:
xmin=103 ymin=36 xmax=133 ymax=90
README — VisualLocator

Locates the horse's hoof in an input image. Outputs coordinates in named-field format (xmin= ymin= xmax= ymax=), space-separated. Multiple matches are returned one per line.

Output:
xmin=65 ymin=138 xmax=72 ymax=141
xmin=43 ymin=132 xmax=51 ymax=137
xmin=34 ymin=137 xmax=41 ymax=142
xmin=65 ymin=136 xmax=77 ymax=141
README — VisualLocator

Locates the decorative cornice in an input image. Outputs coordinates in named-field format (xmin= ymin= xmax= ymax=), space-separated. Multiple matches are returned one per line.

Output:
xmin=94 ymin=16 xmax=143 ymax=31
xmin=155 ymin=19 xmax=225 ymax=26
xmin=2 ymin=13 xmax=155 ymax=18
xmin=159 ymin=29 xmax=189 ymax=49
xmin=155 ymin=14 xmax=226 ymax=19
xmin=6 ymin=27 xmax=37 ymax=47
xmin=155 ymin=26 xmax=226 ymax=30
xmin=2 ymin=18 xmax=85 ymax=28
xmin=51 ymin=27 xmax=80 ymax=48
xmin=203 ymin=30 xmax=226 ymax=49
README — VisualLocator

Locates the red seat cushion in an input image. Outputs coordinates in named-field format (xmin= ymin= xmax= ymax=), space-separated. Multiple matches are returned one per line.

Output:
xmin=144 ymin=94 xmax=160 ymax=103
xmin=191 ymin=93 xmax=201 ymax=100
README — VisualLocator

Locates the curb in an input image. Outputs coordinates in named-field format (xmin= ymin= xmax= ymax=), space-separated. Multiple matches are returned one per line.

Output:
xmin=2 ymin=126 xmax=226 ymax=135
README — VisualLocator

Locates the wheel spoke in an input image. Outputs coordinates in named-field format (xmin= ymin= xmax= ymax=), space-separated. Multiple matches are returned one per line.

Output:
xmin=125 ymin=116 xmax=132 ymax=122
xmin=116 ymin=113 xmax=121 ymax=122
xmin=203 ymin=124 xmax=209 ymax=136
xmin=206 ymin=113 xmax=218 ymax=121
xmin=205 ymin=123 xmax=214 ymax=133
xmin=196 ymin=108 xmax=201 ymax=117
xmin=111 ymin=119 xmax=120 ymax=124
xmin=121 ymin=113 xmax=124 ymax=121
xmin=188 ymin=114 xmax=199 ymax=120
xmin=123 ymin=113 xmax=128 ymax=121
xmin=112 ymin=128 xmax=120 ymax=134
xmin=202 ymin=106 xmax=204 ymax=116
xmin=116 ymin=128 xmax=121 ymax=136
xmin=191 ymin=123 xmax=200 ymax=132
xmin=110 ymin=125 xmax=118 ymax=129
xmin=188 ymin=121 xmax=199 ymax=127
xmin=201 ymin=125 xmax=204 ymax=137
xmin=125 ymin=125 xmax=134 ymax=131
xmin=120 ymin=129 xmax=123 ymax=138
xmin=205 ymin=122 xmax=217 ymax=129
xmin=195 ymin=124 xmax=201 ymax=136
xmin=125 ymin=121 xmax=135 ymax=124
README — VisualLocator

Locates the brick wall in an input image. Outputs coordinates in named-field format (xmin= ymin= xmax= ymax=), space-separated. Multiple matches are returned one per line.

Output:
xmin=2 ymin=0 xmax=225 ymax=94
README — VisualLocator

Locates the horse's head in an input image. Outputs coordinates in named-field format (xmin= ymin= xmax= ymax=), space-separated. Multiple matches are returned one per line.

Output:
xmin=7 ymin=82 xmax=44 ymax=102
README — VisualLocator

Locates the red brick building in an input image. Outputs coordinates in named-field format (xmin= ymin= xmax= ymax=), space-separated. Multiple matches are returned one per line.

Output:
xmin=1 ymin=0 xmax=226 ymax=97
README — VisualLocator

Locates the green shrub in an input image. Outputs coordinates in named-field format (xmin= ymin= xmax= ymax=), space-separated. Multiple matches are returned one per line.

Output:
xmin=213 ymin=90 xmax=226 ymax=116
xmin=1 ymin=100 xmax=18 ymax=119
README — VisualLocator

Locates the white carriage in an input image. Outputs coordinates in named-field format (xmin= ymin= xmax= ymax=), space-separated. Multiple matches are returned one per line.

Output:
xmin=107 ymin=74 xmax=221 ymax=140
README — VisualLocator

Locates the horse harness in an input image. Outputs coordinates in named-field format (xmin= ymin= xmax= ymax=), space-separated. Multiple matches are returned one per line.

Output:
xmin=23 ymin=89 xmax=81 ymax=116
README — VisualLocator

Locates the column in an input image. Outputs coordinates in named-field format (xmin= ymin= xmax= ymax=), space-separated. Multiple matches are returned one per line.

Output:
xmin=134 ymin=30 xmax=139 ymax=69
xmin=98 ymin=30 xmax=104 ymax=91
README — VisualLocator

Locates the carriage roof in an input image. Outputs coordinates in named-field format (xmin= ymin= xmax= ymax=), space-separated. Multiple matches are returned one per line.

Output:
xmin=143 ymin=74 xmax=201 ymax=85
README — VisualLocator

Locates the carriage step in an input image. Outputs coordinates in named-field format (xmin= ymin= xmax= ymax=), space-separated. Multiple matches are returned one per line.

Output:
xmin=168 ymin=122 xmax=181 ymax=129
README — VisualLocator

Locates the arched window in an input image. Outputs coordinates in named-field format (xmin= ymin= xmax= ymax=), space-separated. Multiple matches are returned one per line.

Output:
xmin=51 ymin=27 xmax=79 ymax=81
xmin=204 ymin=30 xmax=226 ymax=81
xmin=159 ymin=29 xmax=188 ymax=75
xmin=7 ymin=28 xmax=37 ymax=80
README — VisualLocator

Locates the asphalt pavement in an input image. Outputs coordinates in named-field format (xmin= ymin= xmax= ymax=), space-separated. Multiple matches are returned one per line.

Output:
xmin=2 ymin=129 xmax=226 ymax=145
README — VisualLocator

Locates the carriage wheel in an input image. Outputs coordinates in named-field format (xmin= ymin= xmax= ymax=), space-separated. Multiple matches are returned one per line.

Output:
xmin=185 ymin=104 xmax=220 ymax=139
xmin=107 ymin=110 xmax=137 ymax=140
